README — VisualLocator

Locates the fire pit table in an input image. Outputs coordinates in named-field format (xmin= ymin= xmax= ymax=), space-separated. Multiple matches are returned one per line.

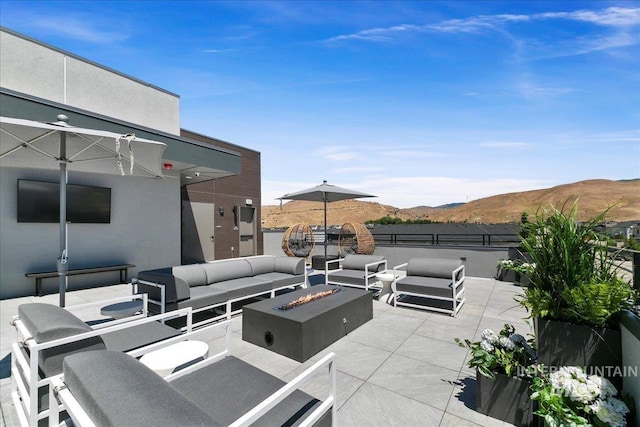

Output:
xmin=242 ymin=285 xmax=372 ymax=362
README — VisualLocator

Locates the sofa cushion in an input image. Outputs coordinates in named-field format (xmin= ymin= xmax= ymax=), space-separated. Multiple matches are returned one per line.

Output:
xmin=173 ymin=265 xmax=208 ymax=287
xmin=18 ymin=303 xmax=106 ymax=376
xmin=395 ymin=276 xmax=453 ymax=298
xmin=187 ymin=286 xmax=229 ymax=310
xmin=210 ymin=277 xmax=272 ymax=300
xmin=255 ymin=272 xmax=304 ymax=289
xmin=99 ymin=322 xmax=181 ymax=353
xmin=327 ymin=269 xmax=368 ymax=287
xmin=246 ymin=256 xmax=276 ymax=275
xmin=406 ymin=258 xmax=461 ymax=279
xmin=63 ymin=350 xmax=219 ymax=427
xmin=172 ymin=356 xmax=327 ymax=427
xmin=203 ymin=260 xmax=253 ymax=284
xmin=275 ymin=256 xmax=306 ymax=275
xmin=342 ymin=254 xmax=386 ymax=272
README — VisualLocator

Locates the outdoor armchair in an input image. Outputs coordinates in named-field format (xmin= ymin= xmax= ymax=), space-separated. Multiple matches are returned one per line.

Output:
xmin=49 ymin=319 xmax=337 ymax=427
xmin=10 ymin=295 xmax=190 ymax=427
xmin=325 ymin=254 xmax=387 ymax=292
xmin=391 ymin=257 xmax=466 ymax=317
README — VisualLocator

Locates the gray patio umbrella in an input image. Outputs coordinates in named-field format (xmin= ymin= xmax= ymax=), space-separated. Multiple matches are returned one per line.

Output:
xmin=280 ymin=180 xmax=376 ymax=267
xmin=0 ymin=115 xmax=167 ymax=306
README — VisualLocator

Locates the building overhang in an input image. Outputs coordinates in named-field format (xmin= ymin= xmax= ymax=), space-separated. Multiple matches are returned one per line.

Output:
xmin=0 ymin=88 xmax=241 ymax=185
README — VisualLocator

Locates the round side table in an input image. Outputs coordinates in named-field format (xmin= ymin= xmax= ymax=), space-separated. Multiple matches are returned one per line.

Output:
xmin=140 ymin=340 xmax=210 ymax=377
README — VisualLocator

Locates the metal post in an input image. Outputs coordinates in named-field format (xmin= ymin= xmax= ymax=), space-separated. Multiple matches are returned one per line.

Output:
xmin=58 ymin=132 xmax=68 ymax=307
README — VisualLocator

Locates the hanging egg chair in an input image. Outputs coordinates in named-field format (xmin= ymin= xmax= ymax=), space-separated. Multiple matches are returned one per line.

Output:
xmin=282 ymin=223 xmax=315 ymax=258
xmin=338 ymin=222 xmax=375 ymax=255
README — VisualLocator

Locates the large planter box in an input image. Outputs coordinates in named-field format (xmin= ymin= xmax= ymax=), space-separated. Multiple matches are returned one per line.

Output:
xmin=535 ymin=318 xmax=622 ymax=387
xmin=476 ymin=370 xmax=535 ymax=426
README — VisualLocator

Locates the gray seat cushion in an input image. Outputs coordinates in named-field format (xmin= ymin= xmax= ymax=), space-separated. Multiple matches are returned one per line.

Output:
xmin=210 ymin=277 xmax=272 ymax=300
xmin=18 ymin=303 xmax=106 ymax=376
xmin=395 ymin=276 xmax=453 ymax=298
xmin=173 ymin=264 xmax=208 ymax=287
xmin=342 ymin=254 xmax=386 ymax=272
xmin=63 ymin=350 xmax=219 ymax=427
xmin=327 ymin=269 xmax=368 ymax=287
xmin=186 ymin=286 xmax=229 ymax=310
xmin=255 ymin=272 xmax=304 ymax=289
xmin=99 ymin=322 xmax=181 ymax=353
xmin=172 ymin=356 xmax=329 ymax=427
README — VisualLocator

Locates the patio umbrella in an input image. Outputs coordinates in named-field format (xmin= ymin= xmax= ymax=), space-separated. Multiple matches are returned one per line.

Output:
xmin=280 ymin=180 xmax=376 ymax=268
xmin=0 ymin=115 xmax=167 ymax=306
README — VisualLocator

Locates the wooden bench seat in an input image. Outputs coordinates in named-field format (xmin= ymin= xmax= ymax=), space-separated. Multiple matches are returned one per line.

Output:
xmin=26 ymin=264 xmax=135 ymax=296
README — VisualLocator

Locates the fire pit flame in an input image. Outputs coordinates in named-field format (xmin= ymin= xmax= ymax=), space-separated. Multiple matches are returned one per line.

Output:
xmin=277 ymin=288 xmax=340 ymax=311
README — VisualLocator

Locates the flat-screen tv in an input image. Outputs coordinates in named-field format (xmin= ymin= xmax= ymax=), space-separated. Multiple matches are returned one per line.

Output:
xmin=17 ymin=179 xmax=111 ymax=223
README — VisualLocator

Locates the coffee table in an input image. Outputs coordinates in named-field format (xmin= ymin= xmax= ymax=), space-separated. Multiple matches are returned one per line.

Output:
xmin=139 ymin=340 xmax=209 ymax=376
xmin=242 ymin=285 xmax=372 ymax=362
xmin=100 ymin=300 xmax=144 ymax=319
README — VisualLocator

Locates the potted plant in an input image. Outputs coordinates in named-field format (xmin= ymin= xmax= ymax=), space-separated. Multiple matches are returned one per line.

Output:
xmin=456 ymin=324 xmax=537 ymax=426
xmin=516 ymin=201 xmax=637 ymax=386
xmin=531 ymin=366 xmax=633 ymax=427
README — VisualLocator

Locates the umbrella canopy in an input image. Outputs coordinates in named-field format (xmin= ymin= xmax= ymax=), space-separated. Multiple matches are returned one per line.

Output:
xmin=1 ymin=115 xmax=167 ymax=306
xmin=280 ymin=180 xmax=376 ymax=266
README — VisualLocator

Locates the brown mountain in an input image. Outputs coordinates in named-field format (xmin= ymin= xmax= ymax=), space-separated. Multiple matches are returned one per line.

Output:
xmin=261 ymin=179 xmax=640 ymax=228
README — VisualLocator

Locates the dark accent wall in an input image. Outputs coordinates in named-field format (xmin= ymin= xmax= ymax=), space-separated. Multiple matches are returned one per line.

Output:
xmin=180 ymin=129 xmax=262 ymax=259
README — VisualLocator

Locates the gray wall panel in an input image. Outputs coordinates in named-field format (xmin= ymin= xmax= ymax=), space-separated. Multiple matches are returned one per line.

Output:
xmin=0 ymin=167 xmax=181 ymax=298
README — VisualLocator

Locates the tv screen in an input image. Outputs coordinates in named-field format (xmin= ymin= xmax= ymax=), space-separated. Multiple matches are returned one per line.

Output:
xmin=17 ymin=180 xmax=111 ymax=223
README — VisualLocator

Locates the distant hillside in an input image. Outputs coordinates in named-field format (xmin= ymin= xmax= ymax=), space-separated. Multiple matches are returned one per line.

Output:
xmin=261 ymin=179 xmax=640 ymax=228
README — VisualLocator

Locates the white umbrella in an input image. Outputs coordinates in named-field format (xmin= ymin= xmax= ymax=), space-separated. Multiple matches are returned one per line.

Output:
xmin=1 ymin=115 xmax=167 ymax=306
xmin=280 ymin=180 xmax=376 ymax=265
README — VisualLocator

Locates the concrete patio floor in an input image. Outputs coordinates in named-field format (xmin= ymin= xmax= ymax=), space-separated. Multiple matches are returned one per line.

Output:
xmin=0 ymin=276 xmax=533 ymax=426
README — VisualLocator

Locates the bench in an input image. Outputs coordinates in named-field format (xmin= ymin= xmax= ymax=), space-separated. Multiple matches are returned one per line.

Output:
xmin=26 ymin=264 xmax=135 ymax=296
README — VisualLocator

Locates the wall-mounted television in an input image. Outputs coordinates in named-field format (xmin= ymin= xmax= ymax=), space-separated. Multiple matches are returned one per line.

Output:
xmin=17 ymin=179 xmax=111 ymax=223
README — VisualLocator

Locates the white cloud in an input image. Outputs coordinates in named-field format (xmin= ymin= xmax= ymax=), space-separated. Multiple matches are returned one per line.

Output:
xmin=30 ymin=15 xmax=130 ymax=44
xmin=539 ymin=7 xmax=640 ymax=27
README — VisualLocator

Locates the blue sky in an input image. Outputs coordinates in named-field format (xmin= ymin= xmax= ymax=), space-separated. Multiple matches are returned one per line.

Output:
xmin=1 ymin=1 xmax=639 ymax=207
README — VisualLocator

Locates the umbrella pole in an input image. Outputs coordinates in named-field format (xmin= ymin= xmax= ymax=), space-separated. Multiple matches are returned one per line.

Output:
xmin=324 ymin=197 xmax=328 ymax=272
xmin=58 ymin=133 xmax=69 ymax=307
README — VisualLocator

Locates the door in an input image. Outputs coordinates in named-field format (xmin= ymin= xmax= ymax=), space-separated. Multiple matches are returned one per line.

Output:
xmin=182 ymin=201 xmax=215 ymax=263
xmin=238 ymin=206 xmax=256 ymax=257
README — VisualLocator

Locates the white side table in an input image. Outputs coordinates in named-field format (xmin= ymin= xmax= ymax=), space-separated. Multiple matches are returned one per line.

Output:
xmin=374 ymin=272 xmax=397 ymax=303
xmin=140 ymin=340 xmax=209 ymax=377
xmin=100 ymin=300 xmax=144 ymax=319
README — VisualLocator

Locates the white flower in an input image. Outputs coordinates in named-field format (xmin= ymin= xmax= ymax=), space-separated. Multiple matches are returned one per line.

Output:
xmin=589 ymin=397 xmax=629 ymax=427
xmin=588 ymin=375 xmax=617 ymax=399
xmin=480 ymin=340 xmax=494 ymax=352
xmin=481 ymin=329 xmax=498 ymax=344
xmin=498 ymin=336 xmax=516 ymax=350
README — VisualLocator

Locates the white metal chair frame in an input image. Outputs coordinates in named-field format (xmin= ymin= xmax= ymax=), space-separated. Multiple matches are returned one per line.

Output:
xmin=391 ymin=263 xmax=466 ymax=317
xmin=10 ymin=295 xmax=193 ymax=427
xmin=49 ymin=319 xmax=337 ymax=427
xmin=325 ymin=257 xmax=388 ymax=292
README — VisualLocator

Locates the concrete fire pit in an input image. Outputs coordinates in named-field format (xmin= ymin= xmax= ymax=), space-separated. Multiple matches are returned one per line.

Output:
xmin=242 ymin=285 xmax=372 ymax=362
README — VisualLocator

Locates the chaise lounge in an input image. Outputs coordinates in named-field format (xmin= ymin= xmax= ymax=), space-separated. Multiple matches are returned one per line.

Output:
xmin=134 ymin=255 xmax=307 ymax=327
xmin=325 ymin=254 xmax=387 ymax=292
xmin=10 ymin=296 xmax=189 ymax=427
xmin=49 ymin=320 xmax=336 ymax=427
xmin=391 ymin=257 xmax=465 ymax=317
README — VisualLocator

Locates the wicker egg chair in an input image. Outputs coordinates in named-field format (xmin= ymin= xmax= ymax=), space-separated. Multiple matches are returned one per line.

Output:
xmin=282 ymin=223 xmax=315 ymax=258
xmin=338 ymin=222 xmax=375 ymax=255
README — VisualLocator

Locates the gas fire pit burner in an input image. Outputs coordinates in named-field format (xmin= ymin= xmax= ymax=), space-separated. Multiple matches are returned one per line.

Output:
xmin=275 ymin=288 xmax=341 ymax=311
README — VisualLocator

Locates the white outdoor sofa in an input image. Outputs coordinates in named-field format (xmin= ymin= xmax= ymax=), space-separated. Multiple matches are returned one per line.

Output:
xmin=325 ymin=254 xmax=387 ymax=292
xmin=49 ymin=319 xmax=336 ymax=427
xmin=10 ymin=295 xmax=191 ymax=427
xmin=391 ymin=257 xmax=466 ymax=317
xmin=133 ymin=255 xmax=307 ymax=328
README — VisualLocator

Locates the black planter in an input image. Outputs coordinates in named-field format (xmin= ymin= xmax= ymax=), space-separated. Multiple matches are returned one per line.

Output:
xmin=535 ymin=318 xmax=622 ymax=388
xmin=476 ymin=370 xmax=535 ymax=426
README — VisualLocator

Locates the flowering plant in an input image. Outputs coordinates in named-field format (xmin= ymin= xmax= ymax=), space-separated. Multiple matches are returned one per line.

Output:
xmin=531 ymin=366 xmax=631 ymax=427
xmin=455 ymin=324 xmax=536 ymax=378
xmin=497 ymin=258 xmax=536 ymax=276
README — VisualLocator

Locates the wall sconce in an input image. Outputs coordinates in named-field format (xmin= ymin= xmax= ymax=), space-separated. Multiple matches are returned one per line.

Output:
xmin=218 ymin=207 xmax=225 ymax=217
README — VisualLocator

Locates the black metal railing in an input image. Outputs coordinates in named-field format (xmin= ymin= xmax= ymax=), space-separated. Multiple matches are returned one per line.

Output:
xmin=372 ymin=233 xmax=521 ymax=247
